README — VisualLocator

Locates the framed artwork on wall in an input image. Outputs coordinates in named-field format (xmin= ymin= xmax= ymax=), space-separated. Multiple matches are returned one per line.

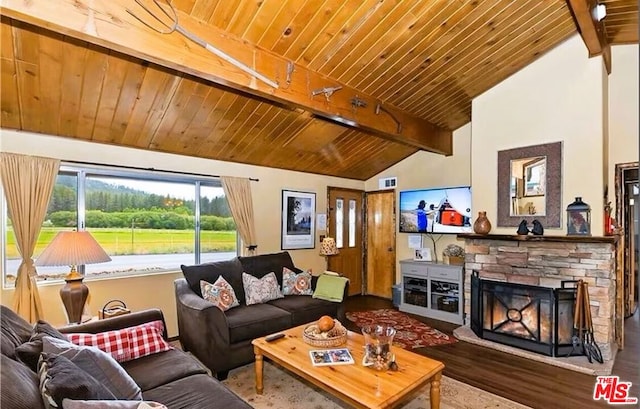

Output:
xmin=281 ymin=190 xmax=316 ymax=250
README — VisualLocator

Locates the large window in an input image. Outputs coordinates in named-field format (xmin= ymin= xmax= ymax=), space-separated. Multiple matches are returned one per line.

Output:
xmin=3 ymin=164 xmax=237 ymax=285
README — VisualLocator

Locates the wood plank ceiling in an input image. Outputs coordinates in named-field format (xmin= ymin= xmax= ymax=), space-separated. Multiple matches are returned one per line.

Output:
xmin=1 ymin=1 xmax=637 ymax=180
xmin=601 ymin=0 xmax=639 ymax=43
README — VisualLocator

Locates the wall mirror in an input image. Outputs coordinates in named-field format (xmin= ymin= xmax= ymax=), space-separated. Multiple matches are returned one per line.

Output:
xmin=510 ymin=156 xmax=546 ymax=216
xmin=497 ymin=142 xmax=562 ymax=227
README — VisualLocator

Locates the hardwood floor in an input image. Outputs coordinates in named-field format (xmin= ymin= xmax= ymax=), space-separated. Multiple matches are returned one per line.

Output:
xmin=344 ymin=296 xmax=640 ymax=409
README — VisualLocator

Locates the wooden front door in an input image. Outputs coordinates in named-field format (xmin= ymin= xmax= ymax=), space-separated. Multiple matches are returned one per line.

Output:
xmin=365 ymin=190 xmax=396 ymax=298
xmin=327 ymin=187 xmax=364 ymax=296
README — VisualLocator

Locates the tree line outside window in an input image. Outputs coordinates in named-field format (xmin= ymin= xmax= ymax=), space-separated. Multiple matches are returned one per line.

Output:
xmin=3 ymin=165 xmax=238 ymax=285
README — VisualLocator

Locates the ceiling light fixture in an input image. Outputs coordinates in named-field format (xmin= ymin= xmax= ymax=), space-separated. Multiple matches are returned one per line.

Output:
xmin=593 ymin=3 xmax=607 ymax=21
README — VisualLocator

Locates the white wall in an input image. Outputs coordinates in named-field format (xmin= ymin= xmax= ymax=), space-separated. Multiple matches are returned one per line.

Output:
xmin=365 ymin=123 xmax=472 ymax=282
xmin=608 ymin=44 xmax=639 ymax=213
xmin=472 ymin=35 xmax=607 ymax=235
xmin=370 ymin=37 xmax=638 ymax=281
xmin=0 ymin=130 xmax=364 ymax=335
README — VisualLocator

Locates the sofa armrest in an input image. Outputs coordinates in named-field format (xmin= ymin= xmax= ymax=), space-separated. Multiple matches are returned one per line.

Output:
xmin=337 ymin=279 xmax=349 ymax=321
xmin=58 ymin=309 xmax=168 ymax=339
xmin=174 ymin=278 xmax=232 ymax=375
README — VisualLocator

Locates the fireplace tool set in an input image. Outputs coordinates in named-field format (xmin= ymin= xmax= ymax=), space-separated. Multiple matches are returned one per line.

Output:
xmin=571 ymin=280 xmax=603 ymax=363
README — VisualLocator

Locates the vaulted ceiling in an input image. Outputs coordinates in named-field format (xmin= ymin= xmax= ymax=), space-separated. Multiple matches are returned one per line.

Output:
xmin=1 ymin=0 xmax=637 ymax=180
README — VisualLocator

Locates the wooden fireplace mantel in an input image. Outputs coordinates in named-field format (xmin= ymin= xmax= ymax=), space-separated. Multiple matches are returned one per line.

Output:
xmin=457 ymin=233 xmax=618 ymax=244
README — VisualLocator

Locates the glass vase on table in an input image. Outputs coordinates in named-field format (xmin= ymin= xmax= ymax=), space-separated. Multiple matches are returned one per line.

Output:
xmin=362 ymin=324 xmax=397 ymax=370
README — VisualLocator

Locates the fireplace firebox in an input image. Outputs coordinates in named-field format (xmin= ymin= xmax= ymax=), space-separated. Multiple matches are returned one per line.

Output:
xmin=470 ymin=271 xmax=580 ymax=357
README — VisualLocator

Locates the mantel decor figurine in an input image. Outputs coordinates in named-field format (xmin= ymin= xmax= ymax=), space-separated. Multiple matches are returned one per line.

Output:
xmin=567 ymin=197 xmax=591 ymax=236
xmin=517 ymin=220 xmax=530 ymax=235
xmin=531 ymin=220 xmax=544 ymax=235
xmin=473 ymin=211 xmax=492 ymax=234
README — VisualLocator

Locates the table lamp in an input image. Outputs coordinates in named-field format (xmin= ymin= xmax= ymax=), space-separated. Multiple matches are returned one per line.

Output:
xmin=319 ymin=237 xmax=339 ymax=268
xmin=35 ymin=230 xmax=111 ymax=323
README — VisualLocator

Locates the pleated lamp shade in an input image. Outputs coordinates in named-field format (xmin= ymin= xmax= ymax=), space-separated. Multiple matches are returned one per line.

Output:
xmin=36 ymin=231 xmax=111 ymax=270
xmin=35 ymin=230 xmax=111 ymax=324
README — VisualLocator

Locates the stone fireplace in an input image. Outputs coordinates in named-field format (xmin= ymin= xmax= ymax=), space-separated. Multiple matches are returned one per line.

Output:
xmin=470 ymin=272 xmax=579 ymax=357
xmin=459 ymin=234 xmax=618 ymax=362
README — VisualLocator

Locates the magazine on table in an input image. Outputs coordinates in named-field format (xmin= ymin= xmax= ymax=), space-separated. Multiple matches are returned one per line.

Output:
xmin=309 ymin=348 xmax=355 ymax=366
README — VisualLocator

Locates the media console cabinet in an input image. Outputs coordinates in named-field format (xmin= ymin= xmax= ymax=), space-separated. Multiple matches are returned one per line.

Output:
xmin=399 ymin=259 xmax=464 ymax=325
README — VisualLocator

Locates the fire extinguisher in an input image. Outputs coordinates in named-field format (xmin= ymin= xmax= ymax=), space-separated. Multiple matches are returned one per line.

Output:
xmin=604 ymin=202 xmax=615 ymax=235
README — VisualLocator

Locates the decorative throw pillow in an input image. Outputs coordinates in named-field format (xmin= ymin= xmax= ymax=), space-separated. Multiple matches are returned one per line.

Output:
xmin=62 ymin=400 xmax=168 ymax=409
xmin=282 ymin=267 xmax=313 ymax=296
xmin=242 ymin=272 xmax=284 ymax=305
xmin=312 ymin=273 xmax=349 ymax=302
xmin=39 ymin=353 xmax=116 ymax=409
xmin=127 ymin=321 xmax=173 ymax=361
xmin=42 ymin=336 xmax=142 ymax=400
xmin=200 ymin=276 xmax=240 ymax=311
xmin=66 ymin=327 xmax=130 ymax=363
xmin=67 ymin=320 xmax=172 ymax=363
xmin=15 ymin=320 xmax=67 ymax=372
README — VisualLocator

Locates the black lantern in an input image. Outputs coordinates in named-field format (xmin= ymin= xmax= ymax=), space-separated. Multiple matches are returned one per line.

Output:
xmin=566 ymin=197 xmax=591 ymax=236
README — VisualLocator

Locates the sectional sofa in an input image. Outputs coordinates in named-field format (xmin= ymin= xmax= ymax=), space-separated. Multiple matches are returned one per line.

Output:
xmin=0 ymin=305 xmax=251 ymax=409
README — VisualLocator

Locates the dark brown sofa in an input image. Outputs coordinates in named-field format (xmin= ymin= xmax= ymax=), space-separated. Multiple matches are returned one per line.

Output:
xmin=176 ymin=251 xmax=348 ymax=379
xmin=0 ymin=305 xmax=251 ymax=409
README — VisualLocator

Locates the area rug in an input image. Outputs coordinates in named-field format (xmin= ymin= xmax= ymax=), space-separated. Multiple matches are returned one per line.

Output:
xmin=345 ymin=309 xmax=458 ymax=349
xmin=223 ymin=361 xmax=532 ymax=409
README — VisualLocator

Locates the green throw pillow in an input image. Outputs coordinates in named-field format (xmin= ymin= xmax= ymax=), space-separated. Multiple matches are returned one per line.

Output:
xmin=312 ymin=274 xmax=349 ymax=302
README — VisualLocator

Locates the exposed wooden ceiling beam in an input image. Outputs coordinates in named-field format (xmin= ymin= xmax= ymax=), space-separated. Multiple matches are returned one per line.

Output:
xmin=567 ymin=0 xmax=612 ymax=73
xmin=1 ymin=0 xmax=452 ymax=155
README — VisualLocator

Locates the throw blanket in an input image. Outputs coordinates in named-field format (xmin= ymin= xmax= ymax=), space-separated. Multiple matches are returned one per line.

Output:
xmin=313 ymin=274 xmax=349 ymax=302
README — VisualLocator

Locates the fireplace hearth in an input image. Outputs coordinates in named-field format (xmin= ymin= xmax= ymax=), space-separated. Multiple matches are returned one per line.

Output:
xmin=470 ymin=271 xmax=580 ymax=357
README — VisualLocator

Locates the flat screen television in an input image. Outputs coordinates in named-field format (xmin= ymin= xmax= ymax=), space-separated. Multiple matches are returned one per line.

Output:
xmin=399 ymin=186 xmax=473 ymax=234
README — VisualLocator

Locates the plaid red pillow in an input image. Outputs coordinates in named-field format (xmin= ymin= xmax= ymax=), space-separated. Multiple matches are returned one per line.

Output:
xmin=128 ymin=321 xmax=172 ymax=360
xmin=67 ymin=328 xmax=131 ymax=362
xmin=67 ymin=320 xmax=172 ymax=363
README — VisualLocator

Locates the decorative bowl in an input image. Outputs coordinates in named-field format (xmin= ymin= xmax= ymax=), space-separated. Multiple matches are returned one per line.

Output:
xmin=302 ymin=320 xmax=347 ymax=347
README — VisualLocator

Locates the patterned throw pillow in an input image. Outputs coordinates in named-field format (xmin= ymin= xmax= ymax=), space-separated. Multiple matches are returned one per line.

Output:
xmin=282 ymin=267 xmax=313 ymax=296
xmin=66 ymin=328 xmax=130 ymax=363
xmin=200 ymin=276 xmax=240 ymax=311
xmin=127 ymin=321 xmax=173 ymax=361
xmin=67 ymin=321 xmax=172 ymax=363
xmin=242 ymin=272 xmax=284 ymax=305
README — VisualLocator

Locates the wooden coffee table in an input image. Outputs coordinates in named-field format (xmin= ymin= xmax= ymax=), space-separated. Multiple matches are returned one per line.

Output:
xmin=252 ymin=324 xmax=444 ymax=409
